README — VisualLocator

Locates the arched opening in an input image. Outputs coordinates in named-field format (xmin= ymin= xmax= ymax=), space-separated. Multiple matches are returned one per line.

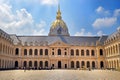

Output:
xmin=81 ymin=50 xmax=84 ymax=56
xmin=100 ymin=49 xmax=103 ymax=56
xmin=34 ymin=61 xmax=37 ymax=68
xmin=58 ymin=61 xmax=61 ymax=68
xmin=76 ymin=61 xmax=80 ymax=68
xmin=29 ymin=61 xmax=32 ymax=67
xmin=45 ymin=49 xmax=48 ymax=55
xmin=86 ymin=50 xmax=89 ymax=56
xmin=71 ymin=49 xmax=74 ymax=56
xmin=15 ymin=48 xmax=19 ymax=55
xmin=87 ymin=61 xmax=90 ymax=68
xmin=91 ymin=50 xmax=95 ymax=56
xmin=29 ymin=49 xmax=32 ymax=55
xmin=81 ymin=61 xmax=85 ymax=68
xmin=15 ymin=61 xmax=18 ymax=68
xmin=40 ymin=49 xmax=43 ymax=55
xmin=71 ymin=61 xmax=74 ymax=68
xmin=23 ymin=61 xmax=27 ymax=67
xmin=45 ymin=61 xmax=48 ymax=67
xmin=57 ymin=28 xmax=62 ymax=34
xmin=92 ymin=61 xmax=95 ymax=69
xmin=24 ymin=49 xmax=27 ymax=56
xmin=34 ymin=49 xmax=38 ymax=56
xmin=100 ymin=61 xmax=104 ymax=68
xmin=58 ymin=49 xmax=61 ymax=55
xmin=39 ymin=61 xmax=43 ymax=68
xmin=76 ymin=49 xmax=79 ymax=56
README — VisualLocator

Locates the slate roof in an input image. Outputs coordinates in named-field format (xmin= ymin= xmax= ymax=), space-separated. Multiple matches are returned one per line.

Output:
xmin=107 ymin=29 xmax=120 ymax=40
xmin=10 ymin=35 xmax=108 ymax=46
xmin=0 ymin=29 xmax=12 ymax=41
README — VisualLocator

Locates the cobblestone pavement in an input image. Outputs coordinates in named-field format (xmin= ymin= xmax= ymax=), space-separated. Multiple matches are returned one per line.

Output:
xmin=0 ymin=69 xmax=120 ymax=80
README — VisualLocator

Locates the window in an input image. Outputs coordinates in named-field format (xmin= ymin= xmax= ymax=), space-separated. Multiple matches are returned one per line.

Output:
xmin=71 ymin=61 xmax=74 ymax=68
xmin=15 ymin=48 xmax=19 ymax=55
xmin=71 ymin=49 xmax=74 ymax=56
xmin=34 ymin=49 xmax=38 ymax=56
xmin=29 ymin=49 xmax=32 ymax=55
xmin=57 ymin=28 xmax=61 ymax=34
xmin=100 ymin=49 xmax=103 ymax=56
xmin=86 ymin=50 xmax=89 ymax=56
xmin=91 ymin=50 xmax=95 ymax=56
xmin=40 ymin=49 xmax=43 ymax=55
xmin=76 ymin=49 xmax=79 ymax=56
xmin=45 ymin=49 xmax=48 ymax=55
xmin=52 ymin=52 xmax=54 ymax=55
xmin=81 ymin=50 xmax=84 ymax=56
xmin=58 ymin=49 xmax=61 ymax=55
xmin=24 ymin=49 xmax=27 ymax=56
xmin=65 ymin=52 xmax=67 ymax=55
xmin=45 ymin=61 xmax=48 ymax=67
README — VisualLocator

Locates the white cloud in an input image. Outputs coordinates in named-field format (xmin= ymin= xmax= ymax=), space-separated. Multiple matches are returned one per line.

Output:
xmin=96 ymin=6 xmax=110 ymax=15
xmin=74 ymin=28 xmax=92 ymax=36
xmin=0 ymin=2 xmax=47 ymax=35
xmin=97 ymin=31 xmax=103 ymax=36
xmin=40 ymin=0 xmax=59 ymax=6
xmin=92 ymin=17 xmax=117 ymax=28
xmin=114 ymin=9 xmax=120 ymax=17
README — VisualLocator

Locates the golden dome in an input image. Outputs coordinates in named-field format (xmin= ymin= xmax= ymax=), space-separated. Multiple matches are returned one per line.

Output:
xmin=49 ymin=5 xmax=70 ymax=36
xmin=50 ymin=5 xmax=68 ymax=30
xmin=51 ymin=19 xmax=68 ymax=30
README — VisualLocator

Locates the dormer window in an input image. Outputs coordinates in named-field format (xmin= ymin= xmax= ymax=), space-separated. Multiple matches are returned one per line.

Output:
xmin=57 ymin=28 xmax=61 ymax=34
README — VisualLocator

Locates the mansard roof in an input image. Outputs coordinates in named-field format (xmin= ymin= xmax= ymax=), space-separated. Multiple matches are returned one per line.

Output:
xmin=0 ymin=29 xmax=13 ymax=42
xmin=10 ymin=35 xmax=108 ymax=46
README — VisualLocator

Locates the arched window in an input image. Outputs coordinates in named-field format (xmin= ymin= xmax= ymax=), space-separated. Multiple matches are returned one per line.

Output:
xmin=100 ymin=49 xmax=103 ymax=56
xmin=29 ymin=49 xmax=32 ymax=55
xmin=29 ymin=61 xmax=32 ymax=67
xmin=71 ymin=61 xmax=74 ymax=68
xmin=91 ymin=50 xmax=95 ymax=56
xmin=64 ymin=52 xmax=67 ymax=55
xmin=45 ymin=61 xmax=48 ymax=67
xmin=87 ymin=61 xmax=90 ymax=68
xmin=39 ymin=61 xmax=43 ymax=68
xmin=100 ymin=61 xmax=104 ymax=68
xmin=81 ymin=61 xmax=85 ymax=68
xmin=45 ymin=49 xmax=48 ymax=55
xmin=34 ymin=49 xmax=38 ymax=56
xmin=15 ymin=61 xmax=18 ymax=67
xmin=24 ymin=49 xmax=27 ymax=56
xmin=86 ymin=50 xmax=89 ymax=56
xmin=71 ymin=49 xmax=74 ymax=56
xmin=40 ymin=49 xmax=43 ymax=55
xmin=23 ymin=61 xmax=27 ymax=67
xmin=15 ymin=48 xmax=19 ymax=55
xmin=76 ymin=61 xmax=80 ymax=68
xmin=34 ymin=61 xmax=37 ymax=68
xmin=58 ymin=49 xmax=61 ymax=55
xmin=57 ymin=28 xmax=62 ymax=34
xmin=76 ymin=49 xmax=79 ymax=56
xmin=81 ymin=50 xmax=84 ymax=56
xmin=92 ymin=61 xmax=95 ymax=68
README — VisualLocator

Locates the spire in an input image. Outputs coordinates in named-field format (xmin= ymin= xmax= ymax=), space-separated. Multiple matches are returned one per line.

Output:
xmin=56 ymin=4 xmax=62 ymax=20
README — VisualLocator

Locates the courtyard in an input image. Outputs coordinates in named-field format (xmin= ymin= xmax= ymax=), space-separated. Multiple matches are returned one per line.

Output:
xmin=0 ymin=69 xmax=120 ymax=80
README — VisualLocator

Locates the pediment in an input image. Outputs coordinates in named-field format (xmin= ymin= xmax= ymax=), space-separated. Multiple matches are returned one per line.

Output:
xmin=49 ymin=41 xmax=69 ymax=47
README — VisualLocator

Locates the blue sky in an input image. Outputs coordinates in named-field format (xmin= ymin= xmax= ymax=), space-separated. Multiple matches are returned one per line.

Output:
xmin=0 ymin=0 xmax=120 ymax=36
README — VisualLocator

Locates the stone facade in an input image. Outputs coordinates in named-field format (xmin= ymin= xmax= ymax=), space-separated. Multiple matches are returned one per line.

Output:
xmin=0 ymin=7 xmax=120 ymax=70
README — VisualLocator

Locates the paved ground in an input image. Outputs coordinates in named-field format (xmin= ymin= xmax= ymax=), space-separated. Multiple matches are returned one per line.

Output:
xmin=0 ymin=69 xmax=120 ymax=80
